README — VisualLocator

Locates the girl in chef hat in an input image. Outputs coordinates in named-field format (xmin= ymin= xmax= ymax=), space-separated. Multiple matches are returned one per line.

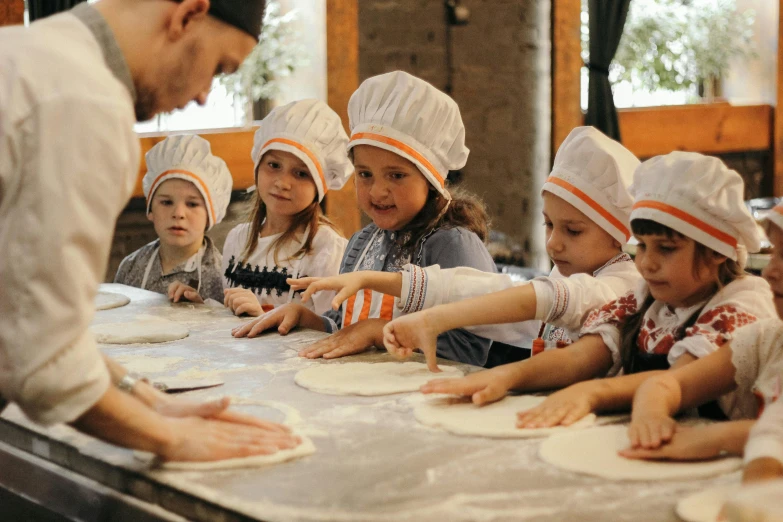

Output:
xmin=171 ymin=99 xmax=352 ymax=317
xmin=289 ymin=126 xmax=644 ymax=375
xmin=233 ymin=71 xmax=497 ymax=367
xmin=617 ymin=201 xmax=783 ymax=486
xmin=497 ymin=152 xmax=775 ymax=430
xmin=115 ymin=134 xmax=232 ymax=303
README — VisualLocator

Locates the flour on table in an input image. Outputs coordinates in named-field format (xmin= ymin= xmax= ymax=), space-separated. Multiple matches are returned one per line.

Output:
xmin=112 ymin=355 xmax=184 ymax=374
xmin=676 ymin=485 xmax=735 ymax=522
xmin=414 ymin=395 xmax=625 ymax=438
xmin=95 ymin=291 xmax=130 ymax=311
xmin=90 ymin=319 xmax=189 ymax=344
xmin=294 ymin=362 xmax=463 ymax=396
xmin=539 ymin=425 xmax=742 ymax=481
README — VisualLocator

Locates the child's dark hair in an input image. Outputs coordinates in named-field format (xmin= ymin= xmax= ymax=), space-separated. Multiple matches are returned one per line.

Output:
xmin=398 ymin=178 xmax=490 ymax=250
xmin=241 ymin=167 xmax=342 ymax=265
xmin=618 ymin=218 xmax=744 ymax=374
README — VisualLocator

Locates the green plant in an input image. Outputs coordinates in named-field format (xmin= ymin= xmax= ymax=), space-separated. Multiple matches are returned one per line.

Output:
xmin=218 ymin=1 xmax=307 ymax=103
xmin=583 ymin=0 xmax=757 ymax=96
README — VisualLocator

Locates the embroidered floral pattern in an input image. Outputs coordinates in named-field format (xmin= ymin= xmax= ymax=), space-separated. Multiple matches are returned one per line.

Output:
xmin=582 ymin=290 xmax=639 ymax=330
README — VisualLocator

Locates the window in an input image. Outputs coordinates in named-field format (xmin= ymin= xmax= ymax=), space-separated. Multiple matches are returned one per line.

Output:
xmin=580 ymin=0 xmax=772 ymax=109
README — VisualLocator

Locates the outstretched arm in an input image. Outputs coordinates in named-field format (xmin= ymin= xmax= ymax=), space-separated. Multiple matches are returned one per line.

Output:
xmin=628 ymin=345 xmax=737 ymax=449
xmin=419 ymin=334 xmax=614 ymax=402
xmin=288 ymin=271 xmax=402 ymax=310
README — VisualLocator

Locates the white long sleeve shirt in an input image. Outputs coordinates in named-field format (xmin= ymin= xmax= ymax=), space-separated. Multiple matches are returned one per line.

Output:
xmin=222 ymin=223 xmax=347 ymax=315
xmin=582 ymin=275 xmax=776 ymax=378
xmin=745 ymin=399 xmax=783 ymax=466
xmin=0 ymin=8 xmax=139 ymax=424
xmin=398 ymin=253 xmax=641 ymax=347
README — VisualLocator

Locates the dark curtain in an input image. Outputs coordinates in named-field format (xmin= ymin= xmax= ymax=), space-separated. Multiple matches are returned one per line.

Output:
xmin=585 ymin=0 xmax=631 ymax=141
xmin=28 ymin=0 xmax=88 ymax=22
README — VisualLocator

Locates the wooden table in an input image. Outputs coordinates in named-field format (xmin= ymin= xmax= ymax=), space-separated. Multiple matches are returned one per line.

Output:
xmin=0 ymin=284 xmax=740 ymax=521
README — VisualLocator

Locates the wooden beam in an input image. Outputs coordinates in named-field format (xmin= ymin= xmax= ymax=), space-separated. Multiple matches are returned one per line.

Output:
xmin=775 ymin=0 xmax=783 ymax=196
xmin=0 ymin=0 xmax=24 ymax=26
xmin=618 ymin=103 xmax=772 ymax=158
xmin=551 ymin=0 xmax=583 ymax=160
xmin=325 ymin=0 xmax=361 ymax=236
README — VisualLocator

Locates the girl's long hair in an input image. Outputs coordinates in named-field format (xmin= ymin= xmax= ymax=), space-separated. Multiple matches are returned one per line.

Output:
xmin=398 ymin=176 xmax=490 ymax=250
xmin=241 ymin=184 xmax=341 ymax=265
xmin=618 ymin=218 xmax=744 ymax=374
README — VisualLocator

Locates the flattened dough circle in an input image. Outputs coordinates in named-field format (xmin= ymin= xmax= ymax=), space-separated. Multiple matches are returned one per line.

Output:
xmin=539 ymin=425 xmax=742 ymax=481
xmin=95 ymin=291 xmax=130 ymax=311
xmin=294 ymin=362 xmax=464 ymax=396
xmin=91 ymin=320 xmax=189 ymax=344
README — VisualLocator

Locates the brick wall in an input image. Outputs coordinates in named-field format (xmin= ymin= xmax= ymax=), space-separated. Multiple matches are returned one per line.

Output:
xmin=359 ymin=0 xmax=552 ymax=268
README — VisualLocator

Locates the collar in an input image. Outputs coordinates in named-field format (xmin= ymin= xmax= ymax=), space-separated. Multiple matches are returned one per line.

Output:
xmin=71 ymin=3 xmax=137 ymax=103
xmin=592 ymin=252 xmax=633 ymax=276
xmin=159 ymin=239 xmax=208 ymax=276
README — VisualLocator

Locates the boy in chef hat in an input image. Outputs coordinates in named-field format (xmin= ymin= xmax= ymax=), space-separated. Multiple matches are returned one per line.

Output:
xmin=114 ymin=134 xmax=232 ymax=303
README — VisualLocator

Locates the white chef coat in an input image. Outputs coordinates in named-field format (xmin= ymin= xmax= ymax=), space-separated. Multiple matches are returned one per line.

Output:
xmin=0 ymin=7 xmax=139 ymax=424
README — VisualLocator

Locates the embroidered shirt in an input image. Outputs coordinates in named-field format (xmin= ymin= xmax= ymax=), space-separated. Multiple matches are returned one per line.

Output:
xmin=581 ymin=275 xmax=776 ymax=376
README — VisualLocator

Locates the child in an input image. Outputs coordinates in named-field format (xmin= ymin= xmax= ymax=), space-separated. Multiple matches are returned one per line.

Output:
xmin=619 ymin=201 xmax=783 ymax=484
xmin=115 ymin=135 xmax=232 ymax=302
xmin=291 ymin=126 xmax=642 ymax=362
xmin=233 ymin=71 xmax=496 ymax=367
xmin=171 ymin=99 xmax=351 ymax=316
xmin=397 ymin=153 xmax=775 ymax=420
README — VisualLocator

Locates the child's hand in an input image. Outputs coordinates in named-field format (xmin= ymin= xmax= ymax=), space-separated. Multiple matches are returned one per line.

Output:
xmin=420 ymin=364 xmax=518 ymax=405
xmin=224 ymin=288 xmax=263 ymax=317
xmin=231 ymin=303 xmax=322 ymax=338
xmin=298 ymin=319 xmax=386 ymax=359
xmin=382 ymin=312 xmax=440 ymax=372
xmin=516 ymin=382 xmax=598 ymax=429
xmin=287 ymin=273 xmax=367 ymax=310
xmin=627 ymin=412 xmax=677 ymax=450
xmin=619 ymin=424 xmax=726 ymax=461
xmin=168 ymin=281 xmax=204 ymax=303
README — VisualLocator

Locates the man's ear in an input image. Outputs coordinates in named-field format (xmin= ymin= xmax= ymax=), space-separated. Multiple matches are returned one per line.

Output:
xmin=167 ymin=0 xmax=210 ymax=41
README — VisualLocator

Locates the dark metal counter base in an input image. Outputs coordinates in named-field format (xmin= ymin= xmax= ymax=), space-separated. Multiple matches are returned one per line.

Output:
xmin=0 ymin=440 xmax=184 ymax=522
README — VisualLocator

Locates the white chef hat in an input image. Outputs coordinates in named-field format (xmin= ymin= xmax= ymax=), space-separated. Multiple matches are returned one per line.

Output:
xmin=764 ymin=203 xmax=783 ymax=233
xmin=143 ymin=134 xmax=233 ymax=230
xmin=630 ymin=152 xmax=761 ymax=265
xmin=346 ymin=71 xmax=468 ymax=200
xmin=542 ymin=126 xmax=639 ymax=244
xmin=252 ymin=99 xmax=353 ymax=202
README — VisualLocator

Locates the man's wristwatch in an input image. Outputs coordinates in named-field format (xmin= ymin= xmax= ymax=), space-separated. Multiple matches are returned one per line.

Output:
xmin=117 ymin=372 xmax=145 ymax=393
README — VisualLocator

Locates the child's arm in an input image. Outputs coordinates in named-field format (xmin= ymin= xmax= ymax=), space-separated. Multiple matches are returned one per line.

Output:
xmin=619 ymin=421 xmax=755 ymax=461
xmin=628 ymin=344 xmax=738 ymax=449
xmin=515 ymin=353 xmax=699 ymax=428
xmin=743 ymin=399 xmax=783 ymax=483
xmin=231 ymin=303 xmax=327 ymax=338
xmin=289 ymin=271 xmax=402 ymax=310
xmin=418 ymin=334 xmax=613 ymax=401
xmin=515 ymin=371 xmax=668 ymax=428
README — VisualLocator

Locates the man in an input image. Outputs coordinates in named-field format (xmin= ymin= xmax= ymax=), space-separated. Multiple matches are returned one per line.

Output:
xmin=0 ymin=0 xmax=300 ymax=462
